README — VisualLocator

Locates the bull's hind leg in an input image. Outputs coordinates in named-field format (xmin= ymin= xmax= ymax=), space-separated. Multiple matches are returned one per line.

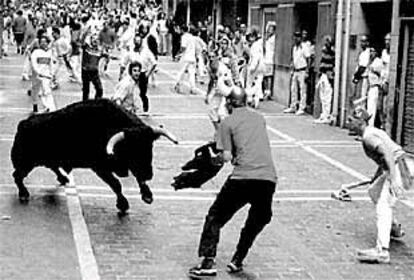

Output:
xmin=94 ymin=169 xmax=129 ymax=214
xmin=12 ymin=167 xmax=33 ymax=202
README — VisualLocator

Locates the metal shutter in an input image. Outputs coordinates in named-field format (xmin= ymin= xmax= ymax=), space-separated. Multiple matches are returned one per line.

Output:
xmin=402 ymin=27 xmax=414 ymax=153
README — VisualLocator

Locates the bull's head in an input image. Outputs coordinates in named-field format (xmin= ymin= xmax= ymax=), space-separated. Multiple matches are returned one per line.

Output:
xmin=106 ymin=125 xmax=178 ymax=180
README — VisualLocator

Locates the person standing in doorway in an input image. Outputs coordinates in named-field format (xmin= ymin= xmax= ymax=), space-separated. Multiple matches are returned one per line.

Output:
xmin=352 ymin=35 xmax=371 ymax=109
xmin=284 ymin=31 xmax=311 ymax=115
xmin=263 ymin=22 xmax=276 ymax=100
xmin=379 ymin=33 xmax=391 ymax=129
xmin=366 ymin=48 xmax=384 ymax=127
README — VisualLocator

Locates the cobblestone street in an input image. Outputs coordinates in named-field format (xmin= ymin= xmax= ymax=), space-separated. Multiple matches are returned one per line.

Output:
xmin=1 ymin=51 xmax=414 ymax=280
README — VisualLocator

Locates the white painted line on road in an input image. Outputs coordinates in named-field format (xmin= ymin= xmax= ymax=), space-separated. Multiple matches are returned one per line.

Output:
xmin=301 ymin=145 xmax=368 ymax=180
xmin=0 ymin=188 xmax=372 ymax=202
xmin=64 ymin=185 xmax=101 ymax=280
xmin=266 ymin=125 xmax=296 ymax=142
xmin=0 ymin=183 xmax=369 ymax=194
xmin=266 ymin=125 xmax=370 ymax=181
xmin=0 ymin=134 xmax=359 ymax=148
xmin=79 ymin=192 xmax=372 ymax=202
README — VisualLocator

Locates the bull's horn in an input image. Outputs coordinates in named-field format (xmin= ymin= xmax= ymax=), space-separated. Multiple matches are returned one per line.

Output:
xmin=106 ymin=131 xmax=125 ymax=154
xmin=153 ymin=125 xmax=179 ymax=144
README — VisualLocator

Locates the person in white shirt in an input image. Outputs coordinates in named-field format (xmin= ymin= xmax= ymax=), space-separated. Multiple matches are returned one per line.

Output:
xmin=157 ymin=12 xmax=168 ymax=56
xmin=263 ymin=22 xmax=276 ymax=100
xmin=348 ymin=108 xmax=411 ymax=264
xmin=112 ymin=61 xmax=142 ymax=115
xmin=31 ymin=35 xmax=56 ymax=113
xmin=352 ymin=35 xmax=371 ymax=106
xmin=51 ymin=27 xmax=77 ymax=88
xmin=119 ymin=34 xmax=156 ymax=113
xmin=379 ymin=33 xmax=391 ymax=129
xmin=174 ymin=25 xmax=197 ymax=94
xmin=366 ymin=48 xmax=384 ymax=127
xmin=284 ymin=31 xmax=311 ymax=115
xmin=314 ymin=66 xmax=333 ymax=124
xmin=246 ymin=28 xmax=265 ymax=108
xmin=194 ymin=30 xmax=208 ymax=84
xmin=205 ymin=51 xmax=233 ymax=129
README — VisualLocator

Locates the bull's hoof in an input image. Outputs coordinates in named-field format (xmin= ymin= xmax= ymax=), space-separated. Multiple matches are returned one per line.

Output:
xmin=116 ymin=196 xmax=129 ymax=213
xmin=117 ymin=211 xmax=129 ymax=218
xmin=57 ymin=175 xmax=70 ymax=186
xmin=18 ymin=189 xmax=30 ymax=203
xmin=141 ymin=193 xmax=153 ymax=204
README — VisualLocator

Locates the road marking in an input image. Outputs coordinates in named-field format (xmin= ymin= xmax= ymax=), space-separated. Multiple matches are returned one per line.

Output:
xmin=266 ymin=125 xmax=370 ymax=181
xmin=0 ymin=183 xmax=369 ymax=194
xmin=0 ymin=134 xmax=360 ymax=147
xmin=64 ymin=185 xmax=101 ymax=280
xmin=81 ymin=193 xmax=372 ymax=202
xmin=0 ymin=188 xmax=371 ymax=202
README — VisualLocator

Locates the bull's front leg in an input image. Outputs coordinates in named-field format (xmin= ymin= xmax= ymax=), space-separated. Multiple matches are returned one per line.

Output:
xmin=94 ymin=168 xmax=129 ymax=213
xmin=138 ymin=180 xmax=153 ymax=204
xmin=12 ymin=167 xmax=33 ymax=202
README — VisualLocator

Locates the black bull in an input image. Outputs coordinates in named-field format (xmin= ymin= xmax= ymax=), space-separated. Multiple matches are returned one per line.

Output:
xmin=11 ymin=99 xmax=178 ymax=213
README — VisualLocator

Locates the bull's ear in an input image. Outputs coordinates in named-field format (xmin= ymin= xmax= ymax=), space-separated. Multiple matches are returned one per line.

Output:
xmin=152 ymin=125 xmax=179 ymax=144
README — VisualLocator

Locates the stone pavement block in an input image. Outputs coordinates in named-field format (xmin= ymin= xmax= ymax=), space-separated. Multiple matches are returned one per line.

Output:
xmin=272 ymin=148 xmax=364 ymax=190
xmin=0 ymin=112 xmax=23 ymax=134
xmin=314 ymin=146 xmax=377 ymax=179
xmin=266 ymin=116 xmax=351 ymax=142
xmin=83 ymin=198 xmax=414 ymax=280
xmin=0 ymin=194 xmax=81 ymax=280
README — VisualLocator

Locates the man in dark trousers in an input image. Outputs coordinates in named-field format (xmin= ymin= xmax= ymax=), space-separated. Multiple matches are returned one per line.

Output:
xmin=81 ymin=28 xmax=103 ymax=101
xmin=189 ymin=86 xmax=278 ymax=277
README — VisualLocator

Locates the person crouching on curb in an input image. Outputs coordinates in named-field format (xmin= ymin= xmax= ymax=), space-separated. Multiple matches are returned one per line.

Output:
xmin=189 ymin=86 xmax=277 ymax=277
xmin=30 ymin=35 xmax=56 ymax=113
xmin=348 ymin=108 xmax=412 ymax=263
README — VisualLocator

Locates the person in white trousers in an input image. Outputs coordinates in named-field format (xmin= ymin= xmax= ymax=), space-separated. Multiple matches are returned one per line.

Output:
xmin=366 ymin=48 xmax=384 ymax=127
xmin=174 ymin=25 xmax=197 ymax=95
xmin=31 ymin=35 xmax=56 ymax=113
xmin=348 ymin=108 xmax=412 ymax=264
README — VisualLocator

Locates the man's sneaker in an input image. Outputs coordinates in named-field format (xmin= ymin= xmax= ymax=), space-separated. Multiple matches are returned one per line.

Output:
xmin=22 ymin=74 xmax=30 ymax=81
xmin=283 ymin=107 xmax=296 ymax=114
xmin=391 ymin=223 xmax=405 ymax=240
xmin=295 ymin=109 xmax=305 ymax=116
xmin=356 ymin=247 xmax=390 ymax=263
xmin=188 ymin=258 xmax=217 ymax=277
xmin=227 ymin=261 xmax=243 ymax=273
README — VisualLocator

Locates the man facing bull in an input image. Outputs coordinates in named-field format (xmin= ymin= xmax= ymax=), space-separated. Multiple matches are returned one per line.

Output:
xmin=189 ymin=87 xmax=277 ymax=277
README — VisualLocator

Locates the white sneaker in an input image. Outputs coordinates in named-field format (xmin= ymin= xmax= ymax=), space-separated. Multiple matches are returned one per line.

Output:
xmin=295 ymin=109 xmax=305 ymax=116
xmin=356 ymin=247 xmax=390 ymax=263
xmin=22 ymin=74 xmax=30 ymax=81
xmin=314 ymin=117 xmax=330 ymax=124
xmin=283 ymin=107 xmax=296 ymax=114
